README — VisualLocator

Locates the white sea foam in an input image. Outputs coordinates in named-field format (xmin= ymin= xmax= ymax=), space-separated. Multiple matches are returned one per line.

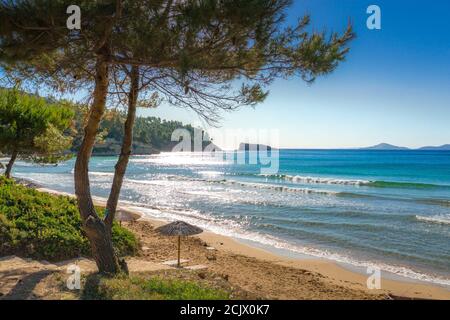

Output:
xmin=223 ymin=180 xmax=338 ymax=195
xmin=70 ymin=170 xmax=119 ymax=177
xmin=89 ymin=171 xmax=115 ymax=177
xmin=198 ymin=170 xmax=224 ymax=177
xmin=416 ymin=214 xmax=450 ymax=225
xmin=260 ymin=174 xmax=370 ymax=186
xmin=126 ymin=179 xmax=168 ymax=185
xmin=131 ymin=153 xmax=229 ymax=166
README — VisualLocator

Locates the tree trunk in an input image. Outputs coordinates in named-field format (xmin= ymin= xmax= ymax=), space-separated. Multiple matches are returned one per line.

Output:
xmin=74 ymin=55 xmax=122 ymax=275
xmin=105 ymin=66 xmax=139 ymax=227
xmin=5 ymin=150 xmax=18 ymax=179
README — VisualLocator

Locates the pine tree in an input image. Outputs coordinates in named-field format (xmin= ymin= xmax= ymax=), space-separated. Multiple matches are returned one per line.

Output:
xmin=0 ymin=88 xmax=74 ymax=178
xmin=0 ymin=0 xmax=354 ymax=274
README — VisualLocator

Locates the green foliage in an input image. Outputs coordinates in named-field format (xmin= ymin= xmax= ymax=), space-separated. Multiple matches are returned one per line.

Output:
xmin=133 ymin=117 xmax=196 ymax=150
xmin=69 ymin=103 xmax=201 ymax=153
xmin=0 ymin=88 xmax=74 ymax=165
xmin=0 ymin=176 xmax=138 ymax=261
xmin=82 ymin=274 xmax=230 ymax=300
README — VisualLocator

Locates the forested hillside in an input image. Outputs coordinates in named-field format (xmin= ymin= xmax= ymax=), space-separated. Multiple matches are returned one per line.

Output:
xmin=70 ymin=106 xmax=210 ymax=155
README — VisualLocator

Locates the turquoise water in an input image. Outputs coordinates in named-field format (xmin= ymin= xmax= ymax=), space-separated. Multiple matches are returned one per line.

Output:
xmin=10 ymin=150 xmax=450 ymax=286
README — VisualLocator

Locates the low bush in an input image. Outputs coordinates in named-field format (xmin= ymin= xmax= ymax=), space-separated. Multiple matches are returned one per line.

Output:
xmin=0 ymin=176 xmax=138 ymax=261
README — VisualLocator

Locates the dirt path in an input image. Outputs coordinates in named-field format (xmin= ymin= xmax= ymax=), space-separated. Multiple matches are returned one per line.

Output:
xmin=0 ymin=255 xmax=171 ymax=300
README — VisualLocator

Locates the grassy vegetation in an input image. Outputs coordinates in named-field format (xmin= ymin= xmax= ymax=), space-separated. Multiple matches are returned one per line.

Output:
xmin=0 ymin=176 xmax=138 ymax=261
xmin=82 ymin=274 xmax=230 ymax=300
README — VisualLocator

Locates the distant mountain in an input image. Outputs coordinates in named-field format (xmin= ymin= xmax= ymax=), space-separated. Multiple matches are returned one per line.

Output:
xmin=361 ymin=143 xmax=409 ymax=150
xmin=418 ymin=144 xmax=450 ymax=151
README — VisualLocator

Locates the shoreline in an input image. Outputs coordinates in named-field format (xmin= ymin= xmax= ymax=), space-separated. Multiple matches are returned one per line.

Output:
xmin=139 ymin=216 xmax=450 ymax=299
xmin=35 ymin=186 xmax=450 ymax=299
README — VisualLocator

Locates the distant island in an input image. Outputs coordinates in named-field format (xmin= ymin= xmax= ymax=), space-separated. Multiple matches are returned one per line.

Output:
xmin=360 ymin=143 xmax=409 ymax=150
xmin=418 ymin=144 xmax=450 ymax=151
xmin=238 ymin=143 xmax=275 ymax=151
xmin=360 ymin=143 xmax=450 ymax=151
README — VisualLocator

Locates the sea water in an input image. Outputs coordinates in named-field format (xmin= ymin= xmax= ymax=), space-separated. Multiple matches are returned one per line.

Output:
xmin=10 ymin=150 xmax=450 ymax=287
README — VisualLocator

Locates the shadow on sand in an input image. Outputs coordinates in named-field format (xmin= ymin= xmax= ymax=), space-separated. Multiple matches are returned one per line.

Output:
xmin=1 ymin=269 xmax=56 ymax=300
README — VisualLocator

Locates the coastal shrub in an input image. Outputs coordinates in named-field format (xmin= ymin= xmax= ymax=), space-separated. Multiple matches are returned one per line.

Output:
xmin=0 ymin=176 xmax=138 ymax=261
xmin=82 ymin=274 xmax=230 ymax=300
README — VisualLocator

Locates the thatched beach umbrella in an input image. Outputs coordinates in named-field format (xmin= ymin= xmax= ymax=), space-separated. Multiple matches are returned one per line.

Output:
xmin=156 ymin=221 xmax=203 ymax=268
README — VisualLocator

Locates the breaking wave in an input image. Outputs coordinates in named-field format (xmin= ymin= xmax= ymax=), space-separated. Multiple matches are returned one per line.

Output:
xmin=259 ymin=174 xmax=370 ymax=186
xmin=416 ymin=214 xmax=450 ymax=225
xmin=258 ymin=174 xmax=449 ymax=189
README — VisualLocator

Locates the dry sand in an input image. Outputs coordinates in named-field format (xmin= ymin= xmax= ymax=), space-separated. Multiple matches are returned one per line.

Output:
xmin=127 ymin=217 xmax=450 ymax=300
xmin=1 ymin=186 xmax=447 ymax=300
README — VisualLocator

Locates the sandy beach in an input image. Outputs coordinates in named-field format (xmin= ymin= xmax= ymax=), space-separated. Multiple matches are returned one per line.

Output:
xmin=25 ymin=186 xmax=450 ymax=300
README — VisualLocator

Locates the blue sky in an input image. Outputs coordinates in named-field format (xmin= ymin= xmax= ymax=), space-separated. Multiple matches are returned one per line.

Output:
xmin=140 ymin=0 xmax=450 ymax=149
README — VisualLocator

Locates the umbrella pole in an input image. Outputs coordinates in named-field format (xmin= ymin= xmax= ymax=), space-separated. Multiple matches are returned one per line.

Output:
xmin=177 ymin=235 xmax=181 ymax=268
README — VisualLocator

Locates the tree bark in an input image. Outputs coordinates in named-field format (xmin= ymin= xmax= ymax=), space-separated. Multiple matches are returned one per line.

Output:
xmin=105 ymin=66 xmax=139 ymax=227
xmin=5 ymin=150 xmax=18 ymax=179
xmin=74 ymin=55 xmax=121 ymax=275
